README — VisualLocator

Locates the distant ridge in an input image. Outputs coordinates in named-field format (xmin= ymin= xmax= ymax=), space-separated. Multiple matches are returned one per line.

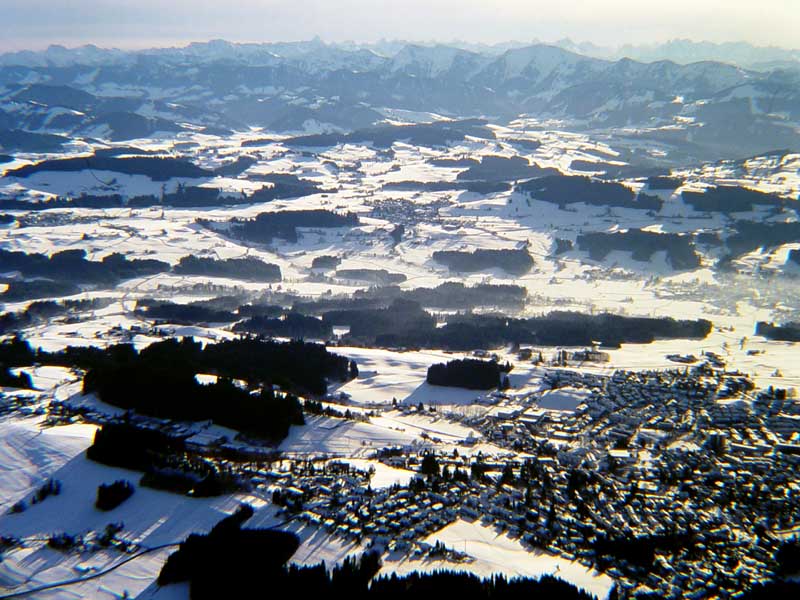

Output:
xmin=0 ymin=39 xmax=798 ymax=158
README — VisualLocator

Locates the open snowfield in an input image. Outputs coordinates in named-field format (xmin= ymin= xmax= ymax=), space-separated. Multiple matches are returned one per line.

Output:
xmin=276 ymin=405 xmax=497 ymax=458
xmin=382 ymin=518 xmax=614 ymax=599
xmin=339 ymin=458 xmax=417 ymax=489
xmin=279 ymin=414 xmax=419 ymax=457
xmin=330 ymin=347 xmax=465 ymax=406
xmin=0 ymin=418 xmax=96 ymax=510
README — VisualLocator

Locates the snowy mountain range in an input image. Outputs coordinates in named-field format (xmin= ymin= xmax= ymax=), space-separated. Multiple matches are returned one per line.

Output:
xmin=0 ymin=39 xmax=798 ymax=161
xmin=553 ymin=39 xmax=800 ymax=71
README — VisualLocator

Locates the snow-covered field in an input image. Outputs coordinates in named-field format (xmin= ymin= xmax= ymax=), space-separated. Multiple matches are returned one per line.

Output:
xmin=0 ymin=418 xmax=96 ymax=510
xmin=382 ymin=518 xmax=614 ymax=599
xmin=1 ymin=122 xmax=799 ymax=599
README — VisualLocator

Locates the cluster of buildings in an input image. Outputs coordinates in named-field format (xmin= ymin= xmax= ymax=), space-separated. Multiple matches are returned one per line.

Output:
xmin=251 ymin=359 xmax=799 ymax=598
xmin=466 ymin=363 xmax=798 ymax=597
xmin=266 ymin=459 xmax=463 ymax=555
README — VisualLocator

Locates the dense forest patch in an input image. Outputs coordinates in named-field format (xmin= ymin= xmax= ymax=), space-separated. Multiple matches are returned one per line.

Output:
xmin=6 ymin=154 xmax=212 ymax=181
xmin=311 ymin=255 xmax=341 ymax=270
xmin=134 ymin=283 xmax=529 ymax=331
xmin=95 ymin=479 xmax=135 ymax=511
xmin=211 ymin=210 xmax=359 ymax=245
xmin=323 ymin=299 xmax=436 ymax=340
xmin=427 ymin=358 xmax=512 ymax=390
xmin=518 ymin=175 xmax=662 ymax=211
xmin=135 ymin=300 xmax=238 ymax=325
xmin=0 ymin=249 xmax=169 ymax=285
xmin=682 ymin=185 xmax=789 ymax=213
xmin=233 ymin=313 xmax=332 ymax=340
xmin=432 ymin=248 xmax=535 ymax=276
xmin=335 ymin=269 xmax=407 ymax=285
xmin=455 ymin=155 xmax=558 ymax=182
xmin=647 ymin=176 xmax=684 ymax=190
xmin=324 ymin=305 xmax=712 ymax=350
xmin=0 ymin=336 xmax=354 ymax=431
xmin=80 ymin=337 xmax=354 ymax=423
xmin=173 ymin=256 xmax=281 ymax=282
xmin=0 ymin=366 xmax=32 ymax=389
xmin=294 ymin=282 xmax=528 ymax=314
xmin=725 ymin=221 xmax=800 ymax=257
xmin=576 ymin=229 xmax=701 ymax=270
xmin=755 ymin=321 xmax=800 ymax=342
xmin=401 ymin=282 xmax=527 ymax=310
xmin=1 ymin=280 xmax=82 ymax=301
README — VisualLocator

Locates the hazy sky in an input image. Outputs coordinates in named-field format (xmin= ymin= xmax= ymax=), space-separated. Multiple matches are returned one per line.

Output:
xmin=1 ymin=0 xmax=798 ymax=52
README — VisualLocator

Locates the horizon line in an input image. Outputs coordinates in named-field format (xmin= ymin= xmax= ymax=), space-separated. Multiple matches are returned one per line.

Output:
xmin=1 ymin=36 xmax=798 ymax=56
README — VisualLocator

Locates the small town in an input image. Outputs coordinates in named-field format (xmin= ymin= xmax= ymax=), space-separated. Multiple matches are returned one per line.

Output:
xmin=40 ymin=346 xmax=796 ymax=600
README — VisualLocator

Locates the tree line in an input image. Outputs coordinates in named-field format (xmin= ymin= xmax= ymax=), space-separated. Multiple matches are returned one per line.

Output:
xmin=0 ymin=248 xmax=169 ymax=286
xmin=0 ymin=336 xmax=356 ymax=433
xmin=323 ymin=302 xmax=712 ymax=350
xmin=220 ymin=209 xmax=360 ymax=245
xmin=427 ymin=358 xmax=512 ymax=390
xmin=517 ymin=175 xmax=662 ymax=211
xmin=433 ymin=248 xmax=535 ymax=276
xmin=576 ymin=229 xmax=701 ymax=270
